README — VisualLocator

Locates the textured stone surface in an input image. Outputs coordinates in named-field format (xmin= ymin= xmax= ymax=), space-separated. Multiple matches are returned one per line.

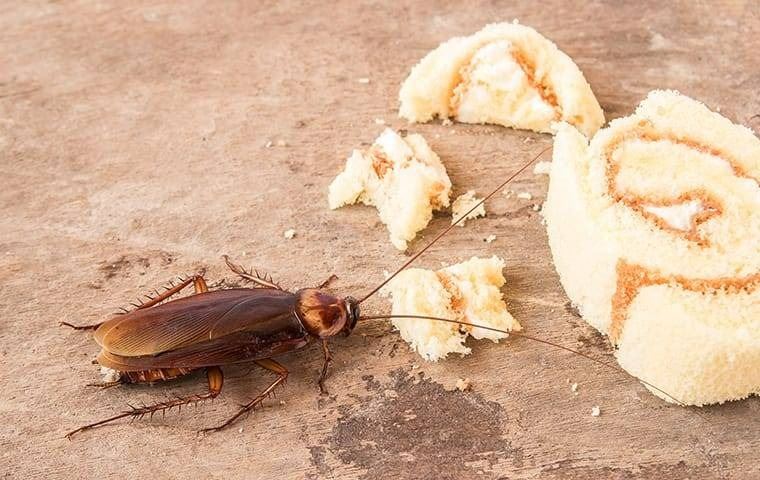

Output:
xmin=1 ymin=1 xmax=758 ymax=478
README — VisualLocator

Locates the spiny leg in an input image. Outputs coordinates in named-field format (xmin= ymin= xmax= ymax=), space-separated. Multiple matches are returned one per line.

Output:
xmin=86 ymin=380 xmax=124 ymax=389
xmin=223 ymin=255 xmax=283 ymax=290
xmin=200 ymin=359 xmax=288 ymax=434
xmin=60 ymin=274 xmax=208 ymax=330
xmin=316 ymin=274 xmax=338 ymax=290
xmin=65 ymin=366 xmax=223 ymax=439
xmin=318 ymin=339 xmax=332 ymax=395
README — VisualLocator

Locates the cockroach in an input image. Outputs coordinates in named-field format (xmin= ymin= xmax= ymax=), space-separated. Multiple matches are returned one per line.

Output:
xmin=63 ymin=147 xmax=685 ymax=438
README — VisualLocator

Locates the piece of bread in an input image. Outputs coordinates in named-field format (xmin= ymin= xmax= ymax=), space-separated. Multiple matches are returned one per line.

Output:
xmin=544 ymin=90 xmax=760 ymax=405
xmin=381 ymin=256 xmax=521 ymax=361
xmin=328 ymin=128 xmax=451 ymax=250
xmin=451 ymin=190 xmax=485 ymax=226
xmin=399 ymin=22 xmax=604 ymax=136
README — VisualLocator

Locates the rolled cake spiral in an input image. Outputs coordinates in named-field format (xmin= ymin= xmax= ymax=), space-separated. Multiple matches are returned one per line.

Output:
xmin=544 ymin=90 xmax=760 ymax=405
xmin=399 ymin=22 xmax=604 ymax=136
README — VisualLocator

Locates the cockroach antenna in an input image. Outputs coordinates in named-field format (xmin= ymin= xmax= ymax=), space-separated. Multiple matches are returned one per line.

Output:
xmin=359 ymin=313 xmax=699 ymax=411
xmin=357 ymin=145 xmax=552 ymax=304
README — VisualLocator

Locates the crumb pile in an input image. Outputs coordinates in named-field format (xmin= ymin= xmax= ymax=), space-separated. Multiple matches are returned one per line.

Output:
xmin=381 ymin=256 xmax=521 ymax=361
xmin=328 ymin=128 xmax=452 ymax=250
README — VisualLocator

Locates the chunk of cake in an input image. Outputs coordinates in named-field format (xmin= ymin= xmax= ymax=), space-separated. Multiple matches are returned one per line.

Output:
xmin=381 ymin=256 xmax=521 ymax=361
xmin=544 ymin=90 xmax=760 ymax=405
xmin=328 ymin=128 xmax=452 ymax=250
xmin=399 ymin=22 xmax=604 ymax=136
xmin=451 ymin=190 xmax=486 ymax=226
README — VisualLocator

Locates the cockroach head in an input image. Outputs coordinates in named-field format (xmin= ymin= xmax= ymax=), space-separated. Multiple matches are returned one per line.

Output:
xmin=343 ymin=296 xmax=360 ymax=336
xmin=296 ymin=289 xmax=359 ymax=338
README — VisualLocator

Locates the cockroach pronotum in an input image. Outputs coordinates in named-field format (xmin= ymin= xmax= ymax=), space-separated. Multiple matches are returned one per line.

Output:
xmin=63 ymin=147 xmax=685 ymax=438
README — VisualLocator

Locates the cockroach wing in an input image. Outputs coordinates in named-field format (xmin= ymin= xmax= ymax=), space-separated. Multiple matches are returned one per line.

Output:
xmin=95 ymin=288 xmax=297 ymax=357
xmin=97 ymin=329 xmax=309 ymax=370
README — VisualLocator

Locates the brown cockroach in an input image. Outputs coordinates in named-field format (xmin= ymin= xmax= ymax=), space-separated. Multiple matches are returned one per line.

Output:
xmin=63 ymin=147 xmax=684 ymax=438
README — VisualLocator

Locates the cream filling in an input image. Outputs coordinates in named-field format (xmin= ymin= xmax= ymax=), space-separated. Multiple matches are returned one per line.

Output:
xmin=643 ymin=200 xmax=703 ymax=231
xmin=452 ymin=41 xmax=555 ymax=130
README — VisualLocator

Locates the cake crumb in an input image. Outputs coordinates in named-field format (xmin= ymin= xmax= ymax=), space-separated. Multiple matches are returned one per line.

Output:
xmin=456 ymin=378 xmax=472 ymax=391
xmin=381 ymin=256 xmax=519 ymax=361
xmin=532 ymin=204 xmax=541 ymax=212
xmin=283 ymin=229 xmax=296 ymax=239
xmin=533 ymin=161 xmax=551 ymax=175
xmin=441 ymin=118 xmax=454 ymax=126
xmin=357 ymin=77 xmax=370 ymax=84
xmin=484 ymin=234 xmax=496 ymax=243
xmin=571 ymin=382 xmax=579 ymax=393
xmin=591 ymin=406 xmax=601 ymax=417
xmin=276 ymin=139 xmax=287 ymax=147
xmin=451 ymin=191 xmax=486 ymax=226
xmin=517 ymin=192 xmax=533 ymax=200
xmin=327 ymin=128 xmax=451 ymax=251
xmin=238 ymin=427 xmax=244 ymax=433
xmin=265 ymin=140 xmax=273 ymax=148
xmin=374 ymin=118 xmax=386 ymax=125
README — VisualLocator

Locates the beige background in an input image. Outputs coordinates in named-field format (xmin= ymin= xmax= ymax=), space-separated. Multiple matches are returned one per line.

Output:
xmin=1 ymin=1 xmax=758 ymax=479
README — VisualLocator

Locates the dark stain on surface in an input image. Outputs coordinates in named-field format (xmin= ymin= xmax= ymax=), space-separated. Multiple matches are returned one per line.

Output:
xmin=98 ymin=251 xmax=175 ymax=279
xmin=564 ymin=301 xmax=582 ymax=318
xmin=576 ymin=328 xmax=613 ymax=354
xmin=307 ymin=446 xmax=333 ymax=478
xmin=323 ymin=369 xmax=516 ymax=480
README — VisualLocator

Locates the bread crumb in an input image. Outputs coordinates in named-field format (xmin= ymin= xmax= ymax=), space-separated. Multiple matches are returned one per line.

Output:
xmin=532 ymin=204 xmax=541 ymax=212
xmin=381 ymin=256 xmax=521 ymax=361
xmin=451 ymin=191 xmax=486 ymax=226
xmin=484 ymin=234 xmax=496 ymax=243
xmin=591 ymin=406 xmax=601 ymax=417
xmin=265 ymin=140 xmax=273 ymax=148
xmin=441 ymin=118 xmax=453 ymax=126
xmin=328 ymin=128 xmax=452 ymax=250
xmin=456 ymin=378 xmax=472 ymax=391
xmin=374 ymin=118 xmax=386 ymax=125
xmin=503 ymin=190 xmax=513 ymax=198
xmin=276 ymin=139 xmax=287 ymax=147
xmin=238 ymin=427 xmax=243 ymax=433
xmin=571 ymin=382 xmax=579 ymax=393
xmin=517 ymin=192 xmax=533 ymax=200
xmin=533 ymin=161 xmax=551 ymax=175
xmin=283 ymin=229 xmax=296 ymax=239
xmin=357 ymin=77 xmax=370 ymax=84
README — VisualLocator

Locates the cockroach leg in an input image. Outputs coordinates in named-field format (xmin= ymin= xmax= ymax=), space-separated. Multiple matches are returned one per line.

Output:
xmin=136 ymin=274 xmax=207 ymax=310
xmin=193 ymin=275 xmax=208 ymax=293
xmin=200 ymin=359 xmax=287 ymax=434
xmin=60 ymin=321 xmax=103 ymax=330
xmin=85 ymin=380 xmax=124 ymax=389
xmin=65 ymin=367 xmax=224 ymax=439
xmin=318 ymin=339 xmax=332 ymax=395
xmin=316 ymin=274 xmax=339 ymax=289
xmin=222 ymin=255 xmax=284 ymax=291
xmin=62 ymin=275 xmax=208 ymax=331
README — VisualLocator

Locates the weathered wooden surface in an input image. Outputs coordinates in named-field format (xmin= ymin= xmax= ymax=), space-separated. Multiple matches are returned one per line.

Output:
xmin=1 ymin=1 xmax=758 ymax=478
